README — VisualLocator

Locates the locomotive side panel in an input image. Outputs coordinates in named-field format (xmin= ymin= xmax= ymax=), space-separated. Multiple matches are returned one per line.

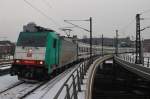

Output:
xmin=45 ymin=32 xmax=60 ymax=73
xmin=59 ymin=38 xmax=77 ymax=67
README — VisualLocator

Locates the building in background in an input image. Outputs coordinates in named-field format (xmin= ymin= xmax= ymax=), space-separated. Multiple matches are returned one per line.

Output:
xmin=143 ymin=39 xmax=150 ymax=52
xmin=0 ymin=40 xmax=15 ymax=59
xmin=79 ymin=36 xmax=133 ymax=47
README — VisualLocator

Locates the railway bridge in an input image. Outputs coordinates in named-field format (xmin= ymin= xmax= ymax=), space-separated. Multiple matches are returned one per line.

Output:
xmin=0 ymin=48 xmax=150 ymax=99
xmin=86 ymin=55 xmax=150 ymax=99
xmin=51 ymin=50 xmax=150 ymax=99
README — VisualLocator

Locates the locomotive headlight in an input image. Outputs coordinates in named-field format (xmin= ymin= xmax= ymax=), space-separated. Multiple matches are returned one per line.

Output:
xmin=39 ymin=61 xmax=44 ymax=65
xmin=16 ymin=60 xmax=20 ymax=63
xmin=29 ymin=49 xmax=32 ymax=52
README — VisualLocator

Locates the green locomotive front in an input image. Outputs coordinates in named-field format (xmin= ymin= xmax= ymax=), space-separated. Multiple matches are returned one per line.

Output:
xmin=11 ymin=23 xmax=77 ymax=80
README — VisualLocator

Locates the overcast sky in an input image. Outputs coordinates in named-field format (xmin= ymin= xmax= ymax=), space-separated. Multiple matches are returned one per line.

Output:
xmin=0 ymin=0 xmax=150 ymax=42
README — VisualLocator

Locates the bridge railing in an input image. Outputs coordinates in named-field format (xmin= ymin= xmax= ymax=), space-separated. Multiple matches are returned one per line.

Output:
xmin=53 ymin=60 xmax=91 ymax=99
xmin=118 ymin=54 xmax=150 ymax=67
xmin=0 ymin=60 xmax=13 ymax=65
xmin=119 ymin=54 xmax=135 ymax=63
xmin=143 ymin=57 xmax=150 ymax=67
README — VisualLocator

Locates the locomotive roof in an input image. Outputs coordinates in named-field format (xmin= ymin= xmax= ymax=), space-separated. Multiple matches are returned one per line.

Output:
xmin=59 ymin=36 xmax=77 ymax=44
xmin=23 ymin=23 xmax=54 ymax=32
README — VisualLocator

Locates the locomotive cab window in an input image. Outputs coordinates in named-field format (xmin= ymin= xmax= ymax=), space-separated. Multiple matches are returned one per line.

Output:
xmin=17 ymin=32 xmax=48 ymax=47
xmin=53 ymin=39 xmax=57 ymax=48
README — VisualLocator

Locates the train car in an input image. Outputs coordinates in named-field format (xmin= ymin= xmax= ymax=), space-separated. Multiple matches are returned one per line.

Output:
xmin=10 ymin=23 xmax=78 ymax=81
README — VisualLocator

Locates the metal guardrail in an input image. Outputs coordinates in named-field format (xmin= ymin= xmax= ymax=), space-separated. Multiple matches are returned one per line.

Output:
xmin=0 ymin=60 xmax=12 ymax=66
xmin=0 ymin=59 xmax=13 ymax=62
xmin=114 ymin=56 xmax=150 ymax=81
xmin=0 ymin=62 xmax=12 ymax=66
xmin=54 ymin=59 xmax=91 ymax=99
xmin=0 ymin=59 xmax=12 ymax=76
xmin=119 ymin=54 xmax=135 ymax=63
xmin=119 ymin=54 xmax=150 ymax=67
xmin=144 ymin=57 xmax=150 ymax=67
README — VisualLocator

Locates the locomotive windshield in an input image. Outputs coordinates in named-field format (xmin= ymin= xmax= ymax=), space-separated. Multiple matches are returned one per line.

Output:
xmin=17 ymin=32 xmax=48 ymax=47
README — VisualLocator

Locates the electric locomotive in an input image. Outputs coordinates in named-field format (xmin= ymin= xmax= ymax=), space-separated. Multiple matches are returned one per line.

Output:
xmin=10 ymin=23 xmax=78 ymax=81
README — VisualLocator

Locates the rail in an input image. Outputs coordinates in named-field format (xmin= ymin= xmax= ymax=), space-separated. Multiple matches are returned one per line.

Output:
xmin=85 ymin=55 xmax=113 ymax=99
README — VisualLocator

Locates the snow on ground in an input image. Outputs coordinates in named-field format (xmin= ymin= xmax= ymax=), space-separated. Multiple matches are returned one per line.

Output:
xmin=26 ymin=64 xmax=80 ymax=99
xmin=77 ymin=74 xmax=88 ymax=99
xmin=105 ymin=60 xmax=113 ymax=64
xmin=0 ymin=82 xmax=41 ymax=99
xmin=0 ymin=63 xmax=90 ymax=99
xmin=0 ymin=75 xmax=19 ymax=92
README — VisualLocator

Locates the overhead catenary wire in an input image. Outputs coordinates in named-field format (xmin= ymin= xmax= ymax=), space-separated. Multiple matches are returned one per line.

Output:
xmin=120 ymin=19 xmax=135 ymax=32
xmin=142 ymin=18 xmax=150 ymax=21
xmin=119 ymin=10 xmax=150 ymax=40
xmin=42 ymin=0 xmax=52 ymax=9
xmin=119 ymin=18 xmax=135 ymax=37
xmin=64 ymin=20 xmax=90 ymax=32
xmin=140 ymin=9 xmax=150 ymax=14
xmin=23 ymin=0 xmax=62 ymax=28
xmin=64 ymin=19 xmax=90 ymax=21
xmin=120 ymin=9 xmax=150 ymax=34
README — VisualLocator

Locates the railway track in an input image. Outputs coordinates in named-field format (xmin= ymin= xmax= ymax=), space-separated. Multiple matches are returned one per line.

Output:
xmin=20 ymin=81 xmax=47 ymax=99
xmin=0 ymin=81 xmax=44 ymax=99
xmin=0 ymin=81 xmax=24 ymax=94
xmin=0 ymin=63 xmax=80 ymax=99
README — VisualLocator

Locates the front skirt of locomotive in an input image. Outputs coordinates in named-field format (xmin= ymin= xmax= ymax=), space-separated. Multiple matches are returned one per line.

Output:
xmin=10 ymin=64 xmax=49 ymax=81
